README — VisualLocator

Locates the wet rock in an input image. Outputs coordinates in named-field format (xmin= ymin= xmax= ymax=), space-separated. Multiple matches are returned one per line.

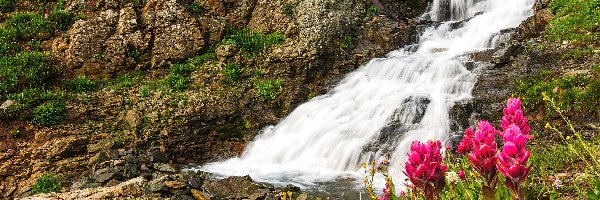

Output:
xmin=491 ymin=43 xmax=523 ymax=67
xmin=153 ymin=163 xmax=177 ymax=173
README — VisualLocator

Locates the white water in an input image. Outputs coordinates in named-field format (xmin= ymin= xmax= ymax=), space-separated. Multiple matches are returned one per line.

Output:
xmin=191 ymin=0 xmax=534 ymax=190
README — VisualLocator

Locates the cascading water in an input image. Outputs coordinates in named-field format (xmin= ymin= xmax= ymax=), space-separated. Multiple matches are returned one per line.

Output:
xmin=190 ymin=0 xmax=535 ymax=193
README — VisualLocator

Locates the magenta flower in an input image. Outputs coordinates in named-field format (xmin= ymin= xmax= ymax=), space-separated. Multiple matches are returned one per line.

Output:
xmin=501 ymin=98 xmax=532 ymax=138
xmin=497 ymin=125 xmax=531 ymax=198
xmin=457 ymin=127 xmax=474 ymax=154
xmin=467 ymin=121 xmax=498 ymax=182
xmin=404 ymin=140 xmax=447 ymax=198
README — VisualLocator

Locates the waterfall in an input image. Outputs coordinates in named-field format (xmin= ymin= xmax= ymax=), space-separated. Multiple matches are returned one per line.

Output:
xmin=191 ymin=0 xmax=535 ymax=190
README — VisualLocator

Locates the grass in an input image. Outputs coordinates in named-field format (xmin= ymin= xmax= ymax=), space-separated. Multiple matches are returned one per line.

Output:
xmin=65 ymin=76 xmax=97 ymax=93
xmin=514 ymin=68 xmax=600 ymax=118
xmin=546 ymin=0 xmax=600 ymax=43
xmin=32 ymin=173 xmax=61 ymax=194
xmin=224 ymin=29 xmax=286 ymax=56
xmin=223 ymin=63 xmax=243 ymax=83
xmin=255 ymin=79 xmax=283 ymax=101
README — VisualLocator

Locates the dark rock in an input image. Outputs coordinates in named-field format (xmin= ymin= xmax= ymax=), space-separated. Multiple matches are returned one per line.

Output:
xmin=153 ymin=163 xmax=177 ymax=173
xmin=150 ymin=150 xmax=168 ymax=163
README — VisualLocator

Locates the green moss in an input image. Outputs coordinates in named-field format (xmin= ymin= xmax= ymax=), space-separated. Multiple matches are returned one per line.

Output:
xmin=223 ymin=63 xmax=243 ymax=83
xmin=33 ymin=100 xmax=66 ymax=126
xmin=65 ymin=75 xmax=96 ymax=93
xmin=32 ymin=173 xmax=61 ymax=194
xmin=255 ymin=79 xmax=283 ymax=102
xmin=546 ymin=0 xmax=600 ymax=42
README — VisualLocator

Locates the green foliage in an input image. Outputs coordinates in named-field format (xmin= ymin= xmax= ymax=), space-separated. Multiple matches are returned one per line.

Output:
xmin=0 ymin=52 xmax=52 ymax=96
xmin=255 ymin=79 xmax=283 ymax=101
xmin=167 ymin=73 xmax=190 ymax=91
xmin=223 ymin=63 xmax=243 ymax=83
xmin=48 ymin=10 xmax=75 ymax=31
xmin=186 ymin=1 xmax=204 ymax=17
xmin=514 ymin=72 xmax=600 ymax=116
xmin=33 ymin=100 xmax=66 ymax=126
xmin=588 ymin=180 xmax=600 ymax=200
xmin=32 ymin=173 xmax=61 ymax=194
xmin=561 ymin=48 xmax=596 ymax=60
xmin=188 ymin=53 xmax=215 ymax=66
xmin=4 ymin=13 xmax=52 ymax=41
xmin=0 ymin=0 xmax=16 ymax=12
xmin=225 ymin=29 xmax=286 ymax=55
xmin=283 ymin=3 xmax=294 ymax=15
xmin=366 ymin=5 xmax=379 ymax=15
xmin=546 ymin=0 xmax=600 ymax=42
xmin=65 ymin=76 xmax=96 ymax=93
xmin=338 ymin=36 xmax=354 ymax=50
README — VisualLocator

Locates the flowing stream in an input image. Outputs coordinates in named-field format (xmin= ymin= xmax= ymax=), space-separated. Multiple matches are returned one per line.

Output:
xmin=190 ymin=0 xmax=535 ymax=194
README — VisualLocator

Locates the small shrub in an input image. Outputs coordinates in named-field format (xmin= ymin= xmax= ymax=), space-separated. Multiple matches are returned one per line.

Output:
xmin=32 ymin=173 xmax=61 ymax=194
xmin=33 ymin=101 xmax=66 ymax=126
xmin=167 ymin=73 xmax=190 ymax=91
xmin=0 ymin=0 xmax=16 ymax=12
xmin=65 ymin=75 xmax=96 ymax=92
xmin=223 ymin=63 xmax=243 ymax=83
xmin=171 ymin=63 xmax=196 ymax=76
xmin=283 ymin=3 xmax=293 ymax=15
xmin=338 ymin=36 xmax=354 ymax=50
xmin=366 ymin=5 xmax=379 ymax=15
xmin=225 ymin=29 xmax=286 ymax=55
xmin=48 ymin=10 xmax=75 ymax=31
xmin=0 ymin=52 xmax=52 ymax=96
xmin=4 ymin=13 xmax=52 ymax=40
xmin=186 ymin=1 xmax=204 ymax=17
xmin=255 ymin=79 xmax=283 ymax=101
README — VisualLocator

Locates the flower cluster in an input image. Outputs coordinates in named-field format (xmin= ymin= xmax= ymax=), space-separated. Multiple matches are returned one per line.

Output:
xmin=404 ymin=140 xmax=447 ymax=198
xmin=500 ymin=98 xmax=532 ymax=138
xmin=467 ymin=121 xmax=498 ymax=183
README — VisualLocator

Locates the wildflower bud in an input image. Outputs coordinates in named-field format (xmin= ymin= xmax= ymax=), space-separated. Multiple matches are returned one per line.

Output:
xmin=501 ymin=98 xmax=532 ymax=139
xmin=467 ymin=121 xmax=498 ymax=183
xmin=404 ymin=140 xmax=447 ymax=198
xmin=457 ymin=127 xmax=474 ymax=154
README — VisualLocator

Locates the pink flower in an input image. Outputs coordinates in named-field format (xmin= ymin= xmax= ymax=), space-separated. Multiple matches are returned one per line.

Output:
xmin=501 ymin=98 xmax=532 ymax=139
xmin=457 ymin=127 xmax=474 ymax=154
xmin=468 ymin=121 xmax=498 ymax=182
xmin=404 ymin=140 xmax=447 ymax=197
xmin=497 ymin=125 xmax=531 ymax=194
xmin=458 ymin=170 xmax=465 ymax=180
